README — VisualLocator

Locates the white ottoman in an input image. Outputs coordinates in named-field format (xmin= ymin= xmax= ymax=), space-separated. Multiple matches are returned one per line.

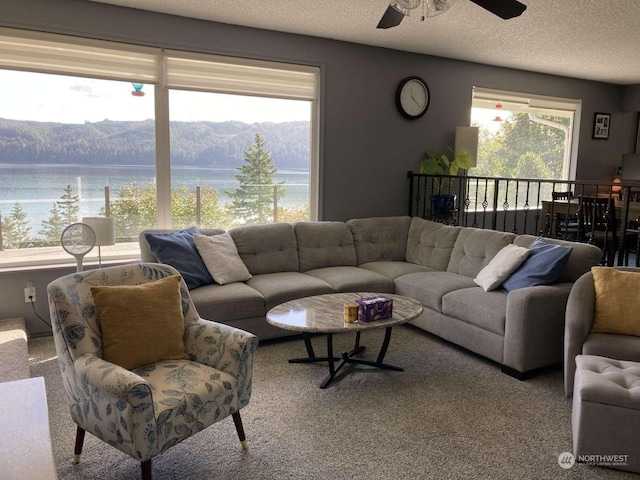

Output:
xmin=572 ymin=354 xmax=640 ymax=473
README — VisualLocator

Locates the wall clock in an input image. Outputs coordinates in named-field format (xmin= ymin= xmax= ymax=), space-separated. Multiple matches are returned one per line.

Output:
xmin=396 ymin=76 xmax=430 ymax=120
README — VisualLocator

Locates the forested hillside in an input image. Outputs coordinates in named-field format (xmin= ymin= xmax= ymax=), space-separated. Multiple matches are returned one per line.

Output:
xmin=0 ymin=118 xmax=310 ymax=170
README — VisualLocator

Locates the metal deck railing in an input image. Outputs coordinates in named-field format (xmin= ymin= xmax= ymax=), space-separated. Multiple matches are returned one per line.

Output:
xmin=407 ymin=171 xmax=640 ymax=266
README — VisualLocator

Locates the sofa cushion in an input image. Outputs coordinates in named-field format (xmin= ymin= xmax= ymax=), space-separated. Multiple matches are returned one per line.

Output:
xmin=189 ymin=282 xmax=265 ymax=323
xmin=347 ymin=216 xmax=412 ymax=264
xmin=143 ymin=227 xmax=214 ymax=289
xmin=92 ymin=275 xmax=188 ymax=370
xmin=247 ymin=272 xmax=333 ymax=310
xmin=139 ymin=228 xmax=225 ymax=263
xmin=583 ymin=333 xmax=640 ymax=363
xmin=501 ymin=237 xmax=572 ymax=292
xmin=447 ymin=228 xmax=517 ymax=278
xmin=513 ymin=235 xmax=602 ymax=283
xmin=394 ymin=271 xmax=477 ymax=312
xmin=358 ymin=261 xmax=434 ymax=279
xmin=591 ymin=267 xmax=640 ymax=336
xmin=194 ymin=233 xmax=252 ymax=285
xmin=294 ymin=222 xmax=356 ymax=272
xmin=442 ymin=287 xmax=508 ymax=335
xmin=303 ymin=266 xmax=394 ymax=293
xmin=230 ymin=223 xmax=299 ymax=275
xmin=405 ymin=217 xmax=462 ymax=270
xmin=474 ymin=244 xmax=530 ymax=292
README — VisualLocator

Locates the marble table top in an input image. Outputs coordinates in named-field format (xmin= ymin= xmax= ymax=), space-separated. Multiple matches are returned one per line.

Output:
xmin=266 ymin=292 xmax=423 ymax=334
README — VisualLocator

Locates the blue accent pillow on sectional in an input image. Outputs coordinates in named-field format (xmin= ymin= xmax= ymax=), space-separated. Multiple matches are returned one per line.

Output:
xmin=501 ymin=237 xmax=573 ymax=293
xmin=144 ymin=226 xmax=214 ymax=289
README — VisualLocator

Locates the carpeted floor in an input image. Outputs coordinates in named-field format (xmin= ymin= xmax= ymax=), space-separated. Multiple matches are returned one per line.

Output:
xmin=29 ymin=325 xmax=636 ymax=480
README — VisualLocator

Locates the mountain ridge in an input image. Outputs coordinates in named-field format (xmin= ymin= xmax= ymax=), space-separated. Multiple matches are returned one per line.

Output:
xmin=0 ymin=118 xmax=311 ymax=171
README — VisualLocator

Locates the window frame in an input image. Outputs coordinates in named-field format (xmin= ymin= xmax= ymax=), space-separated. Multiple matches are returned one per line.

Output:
xmin=0 ymin=28 xmax=320 ymax=268
xmin=471 ymin=86 xmax=582 ymax=181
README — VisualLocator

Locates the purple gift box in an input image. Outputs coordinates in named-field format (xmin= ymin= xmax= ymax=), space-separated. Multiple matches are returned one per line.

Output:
xmin=355 ymin=296 xmax=393 ymax=322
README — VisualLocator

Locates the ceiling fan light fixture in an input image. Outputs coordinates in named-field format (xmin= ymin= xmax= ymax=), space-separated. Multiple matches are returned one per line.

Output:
xmin=378 ymin=0 xmax=526 ymax=29
xmin=423 ymin=0 xmax=459 ymax=17
xmin=390 ymin=0 xmax=421 ymax=16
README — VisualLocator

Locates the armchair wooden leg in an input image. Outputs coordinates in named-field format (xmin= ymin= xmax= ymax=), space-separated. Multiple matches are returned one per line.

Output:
xmin=232 ymin=411 xmax=249 ymax=450
xmin=141 ymin=459 xmax=152 ymax=480
xmin=73 ymin=426 xmax=85 ymax=465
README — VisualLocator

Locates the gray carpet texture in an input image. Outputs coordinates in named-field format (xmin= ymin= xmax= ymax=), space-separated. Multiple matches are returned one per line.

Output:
xmin=28 ymin=325 xmax=636 ymax=480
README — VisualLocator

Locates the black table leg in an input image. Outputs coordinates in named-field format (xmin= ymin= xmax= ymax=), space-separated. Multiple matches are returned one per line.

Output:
xmin=377 ymin=326 xmax=393 ymax=364
xmin=289 ymin=332 xmax=340 ymax=364
xmin=320 ymin=333 xmax=349 ymax=388
xmin=303 ymin=333 xmax=315 ymax=358
xmin=345 ymin=327 xmax=404 ymax=371
xmin=317 ymin=327 xmax=403 ymax=388
xmin=348 ymin=331 xmax=366 ymax=357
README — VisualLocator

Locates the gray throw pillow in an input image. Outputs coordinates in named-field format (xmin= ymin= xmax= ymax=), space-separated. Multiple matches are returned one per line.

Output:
xmin=193 ymin=233 xmax=252 ymax=285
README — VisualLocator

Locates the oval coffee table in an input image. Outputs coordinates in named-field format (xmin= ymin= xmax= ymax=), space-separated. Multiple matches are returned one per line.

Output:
xmin=266 ymin=292 xmax=423 ymax=388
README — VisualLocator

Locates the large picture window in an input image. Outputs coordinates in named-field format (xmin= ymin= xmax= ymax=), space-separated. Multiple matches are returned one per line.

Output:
xmin=470 ymin=87 xmax=580 ymax=181
xmin=168 ymin=90 xmax=312 ymax=229
xmin=0 ymin=28 xmax=319 ymax=268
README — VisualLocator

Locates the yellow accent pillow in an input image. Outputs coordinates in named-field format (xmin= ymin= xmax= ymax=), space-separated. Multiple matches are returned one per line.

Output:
xmin=592 ymin=267 xmax=640 ymax=336
xmin=92 ymin=275 xmax=188 ymax=370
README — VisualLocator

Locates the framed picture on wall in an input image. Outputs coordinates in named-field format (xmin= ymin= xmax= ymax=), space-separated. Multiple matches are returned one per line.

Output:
xmin=593 ymin=112 xmax=611 ymax=139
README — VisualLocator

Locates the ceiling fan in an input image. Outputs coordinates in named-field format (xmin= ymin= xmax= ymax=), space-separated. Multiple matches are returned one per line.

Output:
xmin=377 ymin=0 xmax=527 ymax=29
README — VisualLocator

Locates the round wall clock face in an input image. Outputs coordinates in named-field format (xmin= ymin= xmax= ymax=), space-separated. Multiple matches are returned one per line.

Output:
xmin=396 ymin=76 xmax=430 ymax=120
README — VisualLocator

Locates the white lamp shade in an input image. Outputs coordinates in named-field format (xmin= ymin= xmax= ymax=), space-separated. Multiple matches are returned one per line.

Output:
xmin=455 ymin=126 xmax=479 ymax=168
xmin=82 ymin=217 xmax=115 ymax=246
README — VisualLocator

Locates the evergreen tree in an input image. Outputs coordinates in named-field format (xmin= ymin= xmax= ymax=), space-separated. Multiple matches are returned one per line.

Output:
xmin=3 ymin=202 xmax=31 ymax=249
xmin=39 ymin=184 xmax=80 ymax=245
xmin=226 ymin=133 xmax=285 ymax=224
xmin=58 ymin=184 xmax=80 ymax=225
xmin=39 ymin=202 xmax=65 ymax=245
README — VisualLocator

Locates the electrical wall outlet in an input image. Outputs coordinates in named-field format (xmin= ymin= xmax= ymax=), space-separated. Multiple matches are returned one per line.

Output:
xmin=24 ymin=283 xmax=36 ymax=303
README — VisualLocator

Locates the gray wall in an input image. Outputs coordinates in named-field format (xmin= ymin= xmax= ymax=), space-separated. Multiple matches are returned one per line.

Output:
xmin=623 ymin=84 xmax=640 ymax=113
xmin=0 ymin=0 xmax=638 ymax=336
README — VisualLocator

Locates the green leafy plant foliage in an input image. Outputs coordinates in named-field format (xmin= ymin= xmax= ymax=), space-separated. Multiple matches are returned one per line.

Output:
xmin=419 ymin=147 xmax=472 ymax=188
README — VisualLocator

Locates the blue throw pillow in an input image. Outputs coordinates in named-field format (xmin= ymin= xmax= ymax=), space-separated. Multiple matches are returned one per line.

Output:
xmin=144 ymin=227 xmax=214 ymax=289
xmin=501 ymin=237 xmax=573 ymax=293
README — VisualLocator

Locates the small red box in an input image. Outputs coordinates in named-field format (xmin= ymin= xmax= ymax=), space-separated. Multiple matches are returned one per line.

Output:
xmin=355 ymin=296 xmax=393 ymax=322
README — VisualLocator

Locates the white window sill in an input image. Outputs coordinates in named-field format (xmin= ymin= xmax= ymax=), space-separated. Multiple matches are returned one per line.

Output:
xmin=0 ymin=243 xmax=141 ymax=273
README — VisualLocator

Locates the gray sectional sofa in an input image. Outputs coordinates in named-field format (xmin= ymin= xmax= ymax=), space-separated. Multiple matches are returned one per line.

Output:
xmin=139 ymin=216 xmax=602 ymax=378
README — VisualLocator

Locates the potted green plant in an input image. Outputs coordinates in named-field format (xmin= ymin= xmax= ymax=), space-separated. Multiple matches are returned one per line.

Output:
xmin=419 ymin=147 xmax=472 ymax=214
xmin=419 ymin=147 xmax=472 ymax=185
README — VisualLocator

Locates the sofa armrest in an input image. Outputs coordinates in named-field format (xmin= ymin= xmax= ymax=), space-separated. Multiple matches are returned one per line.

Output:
xmin=184 ymin=318 xmax=259 ymax=409
xmin=504 ymin=283 xmax=573 ymax=373
xmin=563 ymin=271 xmax=596 ymax=397
xmin=74 ymin=353 xmax=151 ymax=402
xmin=73 ymin=353 xmax=157 ymax=459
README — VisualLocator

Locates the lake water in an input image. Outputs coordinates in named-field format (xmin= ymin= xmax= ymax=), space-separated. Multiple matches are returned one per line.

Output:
xmin=0 ymin=164 xmax=309 ymax=237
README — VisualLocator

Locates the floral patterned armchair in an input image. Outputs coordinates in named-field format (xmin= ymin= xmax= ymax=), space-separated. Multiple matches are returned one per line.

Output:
xmin=47 ymin=263 xmax=259 ymax=480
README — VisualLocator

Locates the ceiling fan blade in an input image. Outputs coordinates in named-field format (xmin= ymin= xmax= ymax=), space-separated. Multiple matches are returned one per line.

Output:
xmin=377 ymin=5 xmax=405 ymax=29
xmin=468 ymin=0 xmax=526 ymax=19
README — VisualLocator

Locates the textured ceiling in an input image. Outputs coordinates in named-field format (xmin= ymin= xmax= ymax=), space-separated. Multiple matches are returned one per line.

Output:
xmin=90 ymin=0 xmax=640 ymax=85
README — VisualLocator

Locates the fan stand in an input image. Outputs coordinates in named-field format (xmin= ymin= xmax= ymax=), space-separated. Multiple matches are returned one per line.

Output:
xmin=61 ymin=223 xmax=97 ymax=273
